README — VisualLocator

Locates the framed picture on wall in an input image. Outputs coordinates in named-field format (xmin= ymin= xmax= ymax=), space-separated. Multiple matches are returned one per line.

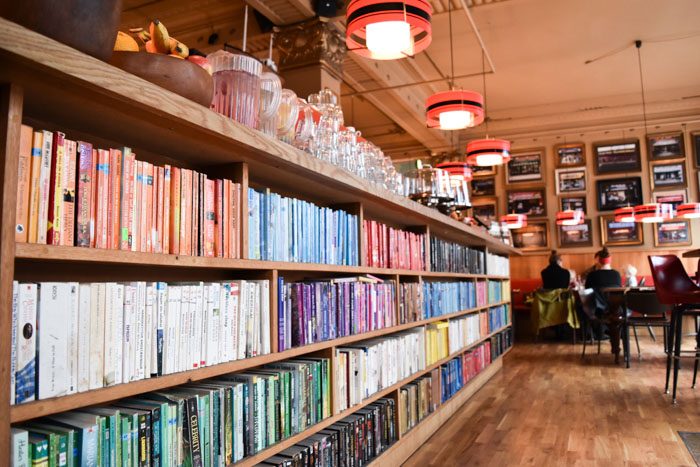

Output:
xmin=650 ymin=160 xmax=687 ymax=190
xmin=512 ymin=221 xmax=550 ymax=251
xmin=506 ymin=149 xmax=544 ymax=184
xmin=596 ymin=177 xmax=643 ymax=211
xmin=506 ymin=188 xmax=547 ymax=217
xmin=555 ymin=168 xmax=587 ymax=194
xmin=653 ymin=189 xmax=687 ymax=211
xmin=471 ymin=164 xmax=496 ymax=177
xmin=593 ymin=139 xmax=641 ymax=174
xmin=693 ymin=132 xmax=700 ymax=167
xmin=647 ymin=132 xmax=685 ymax=160
xmin=470 ymin=177 xmax=496 ymax=197
xmin=557 ymin=219 xmax=593 ymax=248
xmin=554 ymin=142 xmax=586 ymax=168
xmin=471 ymin=197 xmax=498 ymax=224
xmin=654 ymin=220 xmax=692 ymax=247
xmin=559 ymin=195 xmax=587 ymax=212
xmin=599 ymin=215 xmax=644 ymax=246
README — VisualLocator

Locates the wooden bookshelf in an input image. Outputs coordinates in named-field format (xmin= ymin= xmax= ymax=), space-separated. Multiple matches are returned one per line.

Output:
xmin=0 ymin=17 xmax=519 ymax=463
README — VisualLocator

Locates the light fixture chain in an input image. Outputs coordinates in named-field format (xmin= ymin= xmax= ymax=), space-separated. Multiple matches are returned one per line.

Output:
xmin=636 ymin=41 xmax=649 ymax=138
xmin=482 ymin=50 xmax=489 ymax=137
xmin=448 ymin=0 xmax=455 ymax=88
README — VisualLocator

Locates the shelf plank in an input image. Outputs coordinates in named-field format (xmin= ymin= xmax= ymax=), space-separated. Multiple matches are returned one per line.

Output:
xmin=14 ymin=243 xmax=511 ymax=280
xmin=10 ymin=310 xmax=510 ymax=423
xmin=0 ymin=18 xmax=519 ymax=256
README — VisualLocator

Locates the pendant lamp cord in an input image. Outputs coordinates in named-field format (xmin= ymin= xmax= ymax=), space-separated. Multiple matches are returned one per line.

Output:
xmin=636 ymin=40 xmax=648 ymax=138
xmin=448 ymin=0 xmax=455 ymax=89
xmin=482 ymin=50 xmax=489 ymax=137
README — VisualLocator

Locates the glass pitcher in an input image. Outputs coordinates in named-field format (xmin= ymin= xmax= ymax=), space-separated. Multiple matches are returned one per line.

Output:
xmin=208 ymin=50 xmax=262 ymax=129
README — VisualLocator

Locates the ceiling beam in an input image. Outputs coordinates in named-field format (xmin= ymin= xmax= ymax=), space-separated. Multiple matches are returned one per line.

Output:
xmin=246 ymin=0 xmax=315 ymax=25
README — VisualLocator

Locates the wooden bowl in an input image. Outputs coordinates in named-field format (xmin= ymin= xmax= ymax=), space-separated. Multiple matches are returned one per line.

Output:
xmin=110 ymin=52 xmax=214 ymax=107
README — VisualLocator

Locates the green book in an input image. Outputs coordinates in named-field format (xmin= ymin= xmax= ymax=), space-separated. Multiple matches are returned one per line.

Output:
xmin=78 ymin=408 xmax=119 ymax=467
xmin=45 ymin=412 xmax=100 ymax=467
xmin=28 ymin=433 xmax=49 ymax=467
xmin=25 ymin=423 xmax=74 ymax=467
xmin=26 ymin=427 xmax=64 ymax=467
xmin=120 ymin=416 xmax=132 ymax=467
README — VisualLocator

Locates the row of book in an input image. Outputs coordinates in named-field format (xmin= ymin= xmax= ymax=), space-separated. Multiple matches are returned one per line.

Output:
xmin=277 ymin=276 xmax=396 ymax=352
xmin=441 ymin=342 xmax=491 ymax=404
xmin=492 ymin=328 xmax=514 ymax=359
xmin=257 ymin=398 xmax=396 ymax=467
xmin=10 ymin=280 xmax=270 ymax=405
xmin=11 ymin=357 xmax=330 ymax=466
xmin=448 ymin=313 xmax=483 ymax=354
xmin=362 ymin=219 xmax=425 ymax=270
xmin=398 ymin=282 xmax=423 ymax=324
xmin=398 ymin=372 xmax=438 ymax=436
xmin=425 ymin=322 xmax=450 ymax=365
xmin=248 ymin=188 xmax=359 ymax=265
xmin=15 ymin=125 xmax=242 ymax=257
xmin=423 ymin=281 xmax=477 ymax=318
xmin=488 ymin=305 xmax=510 ymax=333
xmin=335 ymin=329 xmax=427 ymax=412
xmin=487 ymin=280 xmax=503 ymax=304
xmin=429 ymin=237 xmax=485 ymax=274
xmin=486 ymin=252 xmax=510 ymax=277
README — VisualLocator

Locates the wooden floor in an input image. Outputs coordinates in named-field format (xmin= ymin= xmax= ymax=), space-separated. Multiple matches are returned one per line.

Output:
xmin=405 ymin=335 xmax=700 ymax=466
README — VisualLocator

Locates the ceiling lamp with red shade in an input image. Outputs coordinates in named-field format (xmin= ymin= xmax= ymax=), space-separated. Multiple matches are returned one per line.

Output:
xmin=436 ymin=161 xmax=473 ymax=182
xmin=614 ymin=206 xmax=635 ymax=223
xmin=676 ymin=203 xmax=700 ymax=219
xmin=465 ymin=138 xmax=511 ymax=166
xmin=501 ymin=213 xmax=527 ymax=229
xmin=633 ymin=203 xmax=674 ymax=223
xmin=555 ymin=209 xmax=585 ymax=226
xmin=424 ymin=0 xmax=483 ymax=131
xmin=346 ymin=0 xmax=432 ymax=60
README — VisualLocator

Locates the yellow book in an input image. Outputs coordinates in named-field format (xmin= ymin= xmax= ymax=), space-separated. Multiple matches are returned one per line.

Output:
xmin=27 ymin=131 xmax=43 ymax=243
xmin=15 ymin=124 xmax=33 ymax=242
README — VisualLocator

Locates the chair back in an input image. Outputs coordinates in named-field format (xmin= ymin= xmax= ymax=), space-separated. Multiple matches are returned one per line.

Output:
xmin=575 ymin=288 xmax=596 ymax=320
xmin=624 ymin=290 xmax=671 ymax=316
xmin=648 ymin=255 xmax=700 ymax=305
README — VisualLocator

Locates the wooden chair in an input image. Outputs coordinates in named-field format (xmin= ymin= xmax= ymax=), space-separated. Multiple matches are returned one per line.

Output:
xmin=622 ymin=289 xmax=671 ymax=368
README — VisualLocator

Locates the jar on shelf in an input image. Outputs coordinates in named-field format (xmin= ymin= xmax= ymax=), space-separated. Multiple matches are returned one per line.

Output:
xmin=208 ymin=50 xmax=262 ymax=129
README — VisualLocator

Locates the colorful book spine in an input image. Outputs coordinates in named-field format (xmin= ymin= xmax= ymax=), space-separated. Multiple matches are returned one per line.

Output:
xmin=75 ymin=142 xmax=93 ymax=247
xmin=61 ymin=139 xmax=77 ymax=246
xmin=46 ymin=131 xmax=65 ymax=246
xmin=15 ymin=124 xmax=33 ymax=243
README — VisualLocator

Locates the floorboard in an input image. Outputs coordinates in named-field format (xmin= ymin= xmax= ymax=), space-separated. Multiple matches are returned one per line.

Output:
xmin=404 ymin=335 xmax=699 ymax=466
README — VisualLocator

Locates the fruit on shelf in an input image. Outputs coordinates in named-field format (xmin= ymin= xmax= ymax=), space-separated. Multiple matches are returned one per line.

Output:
xmin=169 ymin=38 xmax=189 ymax=59
xmin=114 ymin=31 xmax=139 ymax=52
xmin=186 ymin=55 xmax=212 ymax=75
xmin=150 ymin=19 xmax=170 ymax=54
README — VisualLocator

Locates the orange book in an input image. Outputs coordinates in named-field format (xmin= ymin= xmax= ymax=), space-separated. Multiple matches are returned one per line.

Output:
xmin=146 ymin=163 xmax=155 ymax=253
xmin=228 ymin=181 xmax=234 ymax=259
xmin=108 ymin=149 xmax=122 ymax=250
xmin=132 ymin=160 xmax=142 ymax=251
xmin=155 ymin=166 xmax=163 ymax=254
xmin=223 ymin=179 xmax=230 ymax=259
xmin=139 ymin=161 xmax=148 ymax=252
xmin=47 ymin=131 xmax=65 ymax=246
xmin=15 ymin=124 xmax=33 ymax=243
xmin=196 ymin=173 xmax=203 ymax=256
xmin=169 ymin=166 xmax=181 ymax=255
xmin=27 ymin=130 xmax=43 ymax=243
xmin=89 ymin=149 xmax=97 ymax=247
xmin=233 ymin=182 xmax=241 ymax=259
xmin=204 ymin=178 xmax=215 ymax=257
xmin=119 ymin=148 xmax=135 ymax=251
xmin=61 ymin=139 xmax=77 ymax=246
xmin=94 ymin=149 xmax=110 ymax=249
xmin=179 ymin=169 xmax=190 ymax=256
xmin=214 ymin=179 xmax=222 ymax=257
xmin=162 ymin=165 xmax=171 ymax=254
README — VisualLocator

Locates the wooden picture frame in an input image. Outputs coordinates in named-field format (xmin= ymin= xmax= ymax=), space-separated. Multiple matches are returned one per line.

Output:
xmin=554 ymin=142 xmax=586 ymax=168
xmin=599 ymin=215 xmax=644 ymax=246
xmin=559 ymin=195 xmax=587 ymax=213
xmin=512 ymin=221 xmax=550 ymax=252
xmin=654 ymin=220 xmax=692 ymax=247
xmin=647 ymin=132 xmax=685 ymax=160
xmin=596 ymin=177 xmax=643 ymax=211
xmin=692 ymin=132 xmax=700 ymax=167
xmin=653 ymin=189 xmax=687 ymax=211
xmin=593 ymin=139 xmax=641 ymax=174
xmin=506 ymin=188 xmax=547 ymax=218
xmin=557 ymin=219 xmax=593 ymax=248
xmin=470 ymin=176 xmax=496 ymax=197
xmin=471 ymin=164 xmax=496 ymax=177
xmin=471 ymin=197 xmax=498 ymax=225
xmin=650 ymin=160 xmax=687 ymax=190
xmin=506 ymin=148 xmax=545 ymax=184
xmin=555 ymin=167 xmax=587 ymax=194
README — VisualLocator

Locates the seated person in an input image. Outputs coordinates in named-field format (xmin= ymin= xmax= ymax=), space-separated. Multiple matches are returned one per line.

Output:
xmin=585 ymin=247 xmax=622 ymax=318
xmin=541 ymin=250 xmax=570 ymax=289
xmin=624 ymin=264 xmax=638 ymax=287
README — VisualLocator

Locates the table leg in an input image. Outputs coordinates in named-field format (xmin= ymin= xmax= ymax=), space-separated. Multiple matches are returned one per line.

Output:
xmin=665 ymin=308 xmax=677 ymax=394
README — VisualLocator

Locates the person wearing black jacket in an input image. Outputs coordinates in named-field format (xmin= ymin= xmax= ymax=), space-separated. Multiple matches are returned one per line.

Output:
xmin=541 ymin=250 xmax=570 ymax=290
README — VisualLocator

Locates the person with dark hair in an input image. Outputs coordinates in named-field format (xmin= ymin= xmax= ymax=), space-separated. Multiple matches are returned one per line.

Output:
xmin=541 ymin=250 xmax=570 ymax=290
xmin=585 ymin=247 xmax=621 ymax=291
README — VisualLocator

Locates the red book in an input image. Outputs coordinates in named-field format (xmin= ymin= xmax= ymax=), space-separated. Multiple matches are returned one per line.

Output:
xmin=145 ymin=163 xmax=154 ymax=253
xmin=162 ymin=165 xmax=171 ymax=254
xmin=76 ymin=141 xmax=93 ymax=247
xmin=94 ymin=149 xmax=110 ymax=249
xmin=119 ymin=149 xmax=135 ymax=251
xmin=223 ymin=180 xmax=230 ymax=259
xmin=203 ymin=178 xmax=214 ymax=257
xmin=169 ymin=166 xmax=180 ymax=255
xmin=233 ymin=182 xmax=240 ymax=259
xmin=179 ymin=169 xmax=191 ymax=256
xmin=89 ymin=149 xmax=97 ymax=248
xmin=139 ymin=162 xmax=149 ymax=252
xmin=214 ymin=179 xmax=223 ymax=258
xmin=47 ymin=131 xmax=65 ymax=246
xmin=155 ymin=166 xmax=164 ymax=254
xmin=108 ymin=149 xmax=122 ymax=250
xmin=132 ymin=160 xmax=142 ymax=251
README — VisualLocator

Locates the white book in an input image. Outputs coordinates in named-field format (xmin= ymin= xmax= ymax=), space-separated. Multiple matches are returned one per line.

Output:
xmin=247 ymin=281 xmax=257 ymax=357
xmin=165 ymin=285 xmax=181 ymax=374
xmin=145 ymin=282 xmax=156 ymax=377
xmin=77 ymin=284 xmax=91 ymax=392
xmin=219 ymin=283 xmax=231 ymax=362
xmin=136 ymin=281 xmax=146 ymax=380
xmin=67 ymin=282 xmax=79 ymax=394
xmin=89 ymin=283 xmax=105 ymax=390
xmin=235 ymin=383 xmax=244 ymax=462
xmin=11 ymin=427 xmax=29 ymax=467
xmin=206 ymin=283 xmax=220 ymax=366
xmin=200 ymin=284 xmax=208 ymax=368
xmin=10 ymin=281 xmax=18 ymax=406
xmin=103 ymin=282 xmax=122 ymax=386
xmin=37 ymin=282 xmax=71 ymax=399
xmin=260 ymin=280 xmax=270 ymax=355
xmin=122 ymin=283 xmax=136 ymax=383
xmin=234 ymin=281 xmax=245 ymax=360
xmin=14 ymin=278 xmax=44 ymax=399
xmin=192 ymin=283 xmax=204 ymax=368
xmin=113 ymin=284 xmax=125 ymax=385
xmin=179 ymin=286 xmax=191 ymax=372
xmin=155 ymin=282 xmax=167 ymax=376
xmin=36 ymin=130 xmax=52 ymax=244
